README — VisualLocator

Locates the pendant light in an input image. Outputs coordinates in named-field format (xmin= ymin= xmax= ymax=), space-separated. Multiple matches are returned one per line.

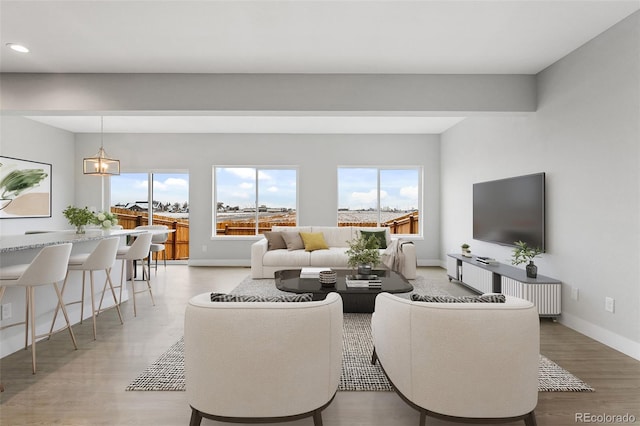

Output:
xmin=83 ymin=116 xmax=120 ymax=176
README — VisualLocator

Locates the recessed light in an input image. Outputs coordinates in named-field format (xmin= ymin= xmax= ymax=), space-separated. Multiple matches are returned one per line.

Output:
xmin=6 ymin=43 xmax=29 ymax=53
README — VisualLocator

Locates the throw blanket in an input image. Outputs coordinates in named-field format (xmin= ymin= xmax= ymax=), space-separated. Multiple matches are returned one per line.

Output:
xmin=382 ymin=239 xmax=413 ymax=273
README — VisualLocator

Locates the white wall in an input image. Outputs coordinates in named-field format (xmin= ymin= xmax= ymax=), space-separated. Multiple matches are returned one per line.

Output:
xmin=74 ymin=132 xmax=442 ymax=266
xmin=0 ymin=116 xmax=76 ymax=235
xmin=441 ymin=12 xmax=640 ymax=359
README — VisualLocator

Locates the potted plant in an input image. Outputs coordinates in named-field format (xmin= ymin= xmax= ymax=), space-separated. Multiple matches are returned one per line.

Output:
xmin=94 ymin=210 xmax=118 ymax=230
xmin=63 ymin=205 xmax=95 ymax=234
xmin=461 ymin=243 xmax=471 ymax=257
xmin=511 ymin=240 xmax=543 ymax=278
xmin=346 ymin=234 xmax=381 ymax=276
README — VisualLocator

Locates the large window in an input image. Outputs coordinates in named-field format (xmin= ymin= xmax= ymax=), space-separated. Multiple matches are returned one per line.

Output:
xmin=213 ymin=167 xmax=297 ymax=236
xmin=111 ymin=172 xmax=190 ymax=221
xmin=110 ymin=172 xmax=190 ymax=259
xmin=338 ymin=167 xmax=421 ymax=235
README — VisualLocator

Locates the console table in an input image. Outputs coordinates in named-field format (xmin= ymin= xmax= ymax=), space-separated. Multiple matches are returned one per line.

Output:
xmin=447 ymin=253 xmax=561 ymax=318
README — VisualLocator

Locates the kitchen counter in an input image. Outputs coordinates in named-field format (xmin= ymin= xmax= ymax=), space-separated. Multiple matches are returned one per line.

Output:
xmin=0 ymin=229 xmax=143 ymax=253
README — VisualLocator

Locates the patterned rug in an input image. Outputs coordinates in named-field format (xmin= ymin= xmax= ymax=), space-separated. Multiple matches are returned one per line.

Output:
xmin=126 ymin=276 xmax=593 ymax=392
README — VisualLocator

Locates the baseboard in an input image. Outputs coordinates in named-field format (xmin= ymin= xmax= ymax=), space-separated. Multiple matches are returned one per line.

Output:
xmin=188 ymin=259 xmax=251 ymax=267
xmin=559 ymin=312 xmax=640 ymax=361
xmin=417 ymin=259 xmax=443 ymax=267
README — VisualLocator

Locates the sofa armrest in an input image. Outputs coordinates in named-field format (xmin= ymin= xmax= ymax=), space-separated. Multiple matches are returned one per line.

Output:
xmin=251 ymin=238 xmax=269 ymax=278
xmin=399 ymin=241 xmax=417 ymax=279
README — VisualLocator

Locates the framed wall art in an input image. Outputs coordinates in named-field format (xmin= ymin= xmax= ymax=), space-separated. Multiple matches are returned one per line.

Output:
xmin=0 ymin=156 xmax=52 ymax=218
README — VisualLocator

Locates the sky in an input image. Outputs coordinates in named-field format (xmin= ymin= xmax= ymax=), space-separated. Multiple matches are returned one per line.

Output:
xmin=111 ymin=168 xmax=420 ymax=211
xmin=111 ymin=173 xmax=189 ymax=206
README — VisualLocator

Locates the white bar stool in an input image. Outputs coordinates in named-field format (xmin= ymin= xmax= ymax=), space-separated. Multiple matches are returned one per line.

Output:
xmin=50 ymin=237 xmax=123 ymax=340
xmin=134 ymin=225 xmax=169 ymax=273
xmin=101 ymin=232 xmax=154 ymax=317
xmin=0 ymin=243 xmax=76 ymax=374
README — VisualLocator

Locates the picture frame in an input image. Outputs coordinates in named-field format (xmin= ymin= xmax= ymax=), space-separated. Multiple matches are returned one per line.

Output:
xmin=0 ymin=156 xmax=52 ymax=218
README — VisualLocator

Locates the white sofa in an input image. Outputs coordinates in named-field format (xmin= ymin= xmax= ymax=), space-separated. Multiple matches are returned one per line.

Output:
xmin=371 ymin=292 xmax=540 ymax=426
xmin=185 ymin=291 xmax=343 ymax=426
xmin=250 ymin=226 xmax=417 ymax=279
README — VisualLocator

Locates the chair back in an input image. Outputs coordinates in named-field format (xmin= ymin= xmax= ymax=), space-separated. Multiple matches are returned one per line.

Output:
xmin=372 ymin=292 xmax=539 ymax=419
xmin=122 ymin=232 xmax=153 ymax=260
xmin=185 ymin=292 xmax=343 ymax=419
xmin=18 ymin=243 xmax=73 ymax=287
xmin=135 ymin=225 xmax=169 ymax=243
xmin=80 ymin=237 xmax=120 ymax=270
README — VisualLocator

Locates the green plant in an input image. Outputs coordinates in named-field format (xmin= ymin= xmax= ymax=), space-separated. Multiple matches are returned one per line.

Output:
xmin=346 ymin=234 xmax=381 ymax=268
xmin=63 ymin=206 xmax=95 ymax=227
xmin=511 ymin=240 xmax=543 ymax=265
xmin=461 ymin=243 xmax=470 ymax=249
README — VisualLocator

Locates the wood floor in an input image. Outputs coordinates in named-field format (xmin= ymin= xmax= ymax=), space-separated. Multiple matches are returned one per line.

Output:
xmin=1 ymin=266 xmax=638 ymax=426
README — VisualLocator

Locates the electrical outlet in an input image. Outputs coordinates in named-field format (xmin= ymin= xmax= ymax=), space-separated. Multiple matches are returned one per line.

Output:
xmin=202 ymin=245 xmax=207 ymax=252
xmin=605 ymin=297 xmax=615 ymax=313
xmin=1 ymin=303 xmax=12 ymax=320
xmin=571 ymin=287 xmax=579 ymax=301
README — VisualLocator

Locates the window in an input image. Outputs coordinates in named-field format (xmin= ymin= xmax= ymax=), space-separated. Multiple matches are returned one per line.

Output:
xmin=338 ymin=167 xmax=421 ymax=235
xmin=111 ymin=172 xmax=190 ymax=259
xmin=111 ymin=172 xmax=190 ymax=222
xmin=213 ymin=167 xmax=297 ymax=236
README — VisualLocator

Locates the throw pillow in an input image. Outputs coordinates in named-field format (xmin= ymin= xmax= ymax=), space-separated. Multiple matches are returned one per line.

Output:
xmin=281 ymin=231 xmax=305 ymax=251
xmin=360 ymin=230 xmax=388 ymax=249
xmin=210 ymin=293 xmax=313 ymax=302
xmin=264 ymin=231 xmax=287 ymax=250
xmin=410 ymin=294 xmax=506 ymax=303
xmin=300 ymin=232 xmax=329 ymax=252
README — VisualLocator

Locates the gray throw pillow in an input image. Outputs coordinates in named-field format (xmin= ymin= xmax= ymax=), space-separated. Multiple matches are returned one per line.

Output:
xmin=281 ymin=231 xmax=305 ymax=251
xmin=410 ymin=294 xmax=506 ymax=303
xmin=210 ymin=293 xmax=313 ymax=302
xmin=264 ymin=231 xmax=287 ymax=250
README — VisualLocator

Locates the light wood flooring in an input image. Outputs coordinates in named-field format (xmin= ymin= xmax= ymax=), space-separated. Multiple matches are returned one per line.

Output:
xmin=1 ymin=266 xmax=638 ymax=426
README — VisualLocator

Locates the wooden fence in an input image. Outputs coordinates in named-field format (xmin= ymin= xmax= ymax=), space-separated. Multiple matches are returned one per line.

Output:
xmin=111 ymin=208 xmax=189 ymax=260
xmin=216 ymin=213 xmax=420 ymax=236
xmin=112 ymin=208 xmax=419 ymax=257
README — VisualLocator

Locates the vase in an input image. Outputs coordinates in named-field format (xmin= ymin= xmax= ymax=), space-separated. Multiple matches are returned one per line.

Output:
xmin=357 ymin=264 xmax=373 ymax=276
xmin=75 ymin=224 xmax=86 ymax=234
xmin=526 ymin=261 xmax=538 ymax=278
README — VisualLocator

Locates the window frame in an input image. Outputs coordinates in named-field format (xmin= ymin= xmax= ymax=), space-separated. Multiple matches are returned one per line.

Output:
xmin=212 ymin=166 xmax=299 ymax=239
xmin=337 ymin=166 xmax=423 ymax=237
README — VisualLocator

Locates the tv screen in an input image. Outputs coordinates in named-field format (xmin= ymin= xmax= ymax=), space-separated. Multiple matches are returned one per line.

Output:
xmin=473 ymin=173 xmax=545 ymax=250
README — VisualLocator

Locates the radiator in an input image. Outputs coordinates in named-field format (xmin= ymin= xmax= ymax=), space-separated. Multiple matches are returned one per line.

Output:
xmin=501 ymin=277 xmax=561 ymax=316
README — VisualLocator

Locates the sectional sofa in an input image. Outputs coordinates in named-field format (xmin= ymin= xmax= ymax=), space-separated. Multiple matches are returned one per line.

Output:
xmin=250 ymin=226 xmax=417 ymax=279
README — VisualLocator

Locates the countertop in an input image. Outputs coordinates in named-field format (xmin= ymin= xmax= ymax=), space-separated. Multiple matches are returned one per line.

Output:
xmin=0 ymin=229 xmax=143 ymax=253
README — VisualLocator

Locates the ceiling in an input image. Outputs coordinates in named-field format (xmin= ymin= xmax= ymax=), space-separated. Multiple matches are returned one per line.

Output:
xmin=2 ymin=0 xmax=639 ymax=134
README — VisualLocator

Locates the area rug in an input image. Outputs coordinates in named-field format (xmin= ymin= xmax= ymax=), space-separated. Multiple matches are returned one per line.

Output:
xmin=126 ymin=281 xmax=594 ymax=393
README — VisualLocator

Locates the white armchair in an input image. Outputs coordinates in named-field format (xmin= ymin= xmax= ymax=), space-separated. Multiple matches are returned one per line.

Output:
xmin=371 ymin=292 xmax=539 ymax=426
xmin=185 ymin=292 xmax=343 ymax=426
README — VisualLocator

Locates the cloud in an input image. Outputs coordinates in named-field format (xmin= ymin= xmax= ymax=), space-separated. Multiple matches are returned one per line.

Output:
xmin=267 ymin=186 xmax=278 ymax=192
xmin=351 ymin=189 xmax=377 ymax=205
xmin=153 ymin=177 xmax=188 ymax=192
xmin=239 ymin=182 xmax=253 ymax=189
xmin=399 ymin=186 xmax=418 ymax=199
xmin=225 ymin=168 xmax=255 ymax=180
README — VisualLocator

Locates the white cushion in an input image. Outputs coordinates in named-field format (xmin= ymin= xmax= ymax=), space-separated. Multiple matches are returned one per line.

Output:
xmin=311 ymin=226 xmax=352 ymax=248
xmin=262 ymin=249 xmax=310 ymax=266
xmin=310 ymin=247 xmax=350 ymax=267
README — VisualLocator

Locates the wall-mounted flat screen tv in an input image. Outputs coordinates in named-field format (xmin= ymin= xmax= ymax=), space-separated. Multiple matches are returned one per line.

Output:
xmin=473 ymin=172 xmax=545 ymax=250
